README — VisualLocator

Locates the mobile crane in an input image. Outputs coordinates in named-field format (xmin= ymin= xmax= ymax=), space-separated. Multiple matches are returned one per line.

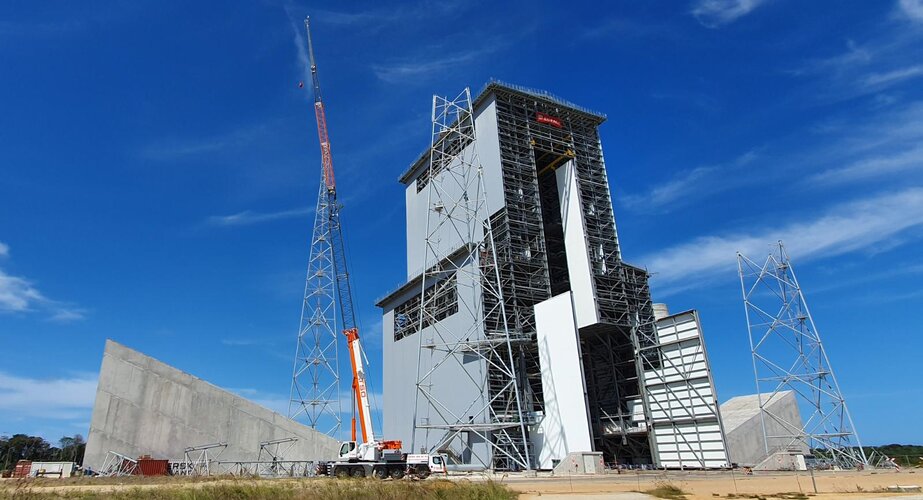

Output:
xmin=318 ymin=328 xmax=447 ymax=479
xmin=300 ymin=17 xmax=446 ymax=480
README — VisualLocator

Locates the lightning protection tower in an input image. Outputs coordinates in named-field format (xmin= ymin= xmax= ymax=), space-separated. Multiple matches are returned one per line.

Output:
xmin=411 ymin=88 xmax=532 ymax=470
xmin=289 ymin=17 xmax=352 ymax=438
xmin=737 ymin=241 xmax=867 ymax=468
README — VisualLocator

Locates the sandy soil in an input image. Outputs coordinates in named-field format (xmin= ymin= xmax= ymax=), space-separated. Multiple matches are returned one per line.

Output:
xmin=484 ymin=469 xmax=923 ymax=499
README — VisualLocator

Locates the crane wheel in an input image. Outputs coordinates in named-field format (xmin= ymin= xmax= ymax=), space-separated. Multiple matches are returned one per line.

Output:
xmin=350 ymin=467 xmax=366 ymax=478
xmin=334 ymin=468 xmax=349 ymax=479
xmin=389 ymin=468 xmax=405 ymax=479
xmin=373 ymin=467 xmax=388 ymax=479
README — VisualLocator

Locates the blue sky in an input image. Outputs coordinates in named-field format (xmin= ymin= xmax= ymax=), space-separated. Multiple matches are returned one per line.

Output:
xmin=1 ymin=0 xmax=921 ymax=447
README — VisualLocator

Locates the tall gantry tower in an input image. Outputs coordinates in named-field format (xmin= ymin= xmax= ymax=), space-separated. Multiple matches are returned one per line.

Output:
xmin=289 ymin=17 xmax=358 ymax=439
xmin=737 ymin=241 xmax=867 ymax=468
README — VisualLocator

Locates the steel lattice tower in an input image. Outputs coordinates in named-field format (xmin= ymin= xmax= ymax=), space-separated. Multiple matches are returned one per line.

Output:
xmin=737 ymin=241 xmax=867 ymax=468
xmin=411 ymin=88 xmax=532 ymax=471
xmin=288 ymin=179 xmax=341 ymax=436
xmin=289 ymin=17 xmax=357 ymax=439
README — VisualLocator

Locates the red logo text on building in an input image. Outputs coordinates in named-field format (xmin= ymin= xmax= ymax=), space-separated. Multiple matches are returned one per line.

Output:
xmin=535 ymin=112 xmax=563 ymax=128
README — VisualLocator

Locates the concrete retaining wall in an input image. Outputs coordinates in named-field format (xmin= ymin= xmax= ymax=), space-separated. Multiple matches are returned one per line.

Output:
xmin=83 ymin=340 xmax=339 ymax=469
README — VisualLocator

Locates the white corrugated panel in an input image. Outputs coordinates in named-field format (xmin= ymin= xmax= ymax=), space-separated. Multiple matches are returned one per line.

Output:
xmin=645 ymin=311 xmax=730 ymax=469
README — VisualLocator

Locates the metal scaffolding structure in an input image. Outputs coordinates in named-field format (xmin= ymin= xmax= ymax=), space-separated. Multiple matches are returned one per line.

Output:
xmin=737 ymin=241 xmax=868 ymax=468
xmin=487 ymin=82 xmax=658 ymax=464
xmin=412 ymin=88 xmax=532 ymax=471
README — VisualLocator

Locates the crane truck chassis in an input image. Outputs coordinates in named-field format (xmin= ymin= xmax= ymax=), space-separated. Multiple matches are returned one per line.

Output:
xmin=316 ymin=444 xmax=447 ymax=479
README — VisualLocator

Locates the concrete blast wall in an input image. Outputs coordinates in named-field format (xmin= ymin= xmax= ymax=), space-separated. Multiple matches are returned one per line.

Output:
xmin=720 ymin=391 xmax=807 ymax=467
xmin=83 ymin=340 xmax=339 ymax=469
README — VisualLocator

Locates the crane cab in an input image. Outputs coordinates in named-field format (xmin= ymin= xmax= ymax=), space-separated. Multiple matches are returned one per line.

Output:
xmin=338 ymin=441 xmax=358 ymax=460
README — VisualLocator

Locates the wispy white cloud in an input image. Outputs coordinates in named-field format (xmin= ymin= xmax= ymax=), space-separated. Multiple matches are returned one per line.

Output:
xmin=141 ymin=124 xmax=270 ymax=161
xmin=282 ymin=4 xmax=311 ymax=93
xmin=791 ymin=40 xmax=873 ymax=78
xmin=691 ymin=0 xmax=768 ymax=28
xmin=207 ymin=207 xmax=312 ymax=227
xmin=810 ymin=261 xmax=923 ymax=295
xmin=0 ymin=268 xmax=44 ymax=313
xmin=622 ymin=149 xmax=760 ymax=212
xmin=641 ymin=187 xmax=923 ymax=290
xmin=860 ymin=64 xmax=923 ymax=89
xmin=0 ymin=242 xmax=85 ymax=321
xmin=283 ymin=2 xmax=473 ymax=86
xmin=810 ymin=144 xmax=923 ymax=185
xmin=49 ymin=308 xmax=88 ymax=323
xmin=372 ymin=49 xmax=489 ymax=84
xmin=801 ymin=101 xmax=923 ymax=187
xmin=792 ymin=29 xmax=923 ymax=101
xmin=626 ymin=98 xmax=923 ymax=213
xmin=0 ymin=372 xmax=97 ymax=420
xmin=899 ymin=0 xmax=923 ymax=21
xmin=302 ymin=3 xmax=467 ymax=30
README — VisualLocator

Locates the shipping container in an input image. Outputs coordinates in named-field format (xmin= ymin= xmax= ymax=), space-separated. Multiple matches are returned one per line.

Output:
xmin=30 ymin=462 xmax=75 ymax=478
xmin=136 ymin=457 xmax=170 ymax=476
xmin=12 ymin=460 xmax=32 ymax=478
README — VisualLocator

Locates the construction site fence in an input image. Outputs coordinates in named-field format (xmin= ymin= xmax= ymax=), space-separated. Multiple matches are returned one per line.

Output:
xmin=168 ymin=460 xmax=320 ymax=478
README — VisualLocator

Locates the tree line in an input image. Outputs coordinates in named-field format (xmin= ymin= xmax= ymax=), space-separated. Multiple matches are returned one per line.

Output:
xmin=867 ymin=444 xmax=923 ymax=467
xmin=1 ymin=434 xmax=86 ymax=471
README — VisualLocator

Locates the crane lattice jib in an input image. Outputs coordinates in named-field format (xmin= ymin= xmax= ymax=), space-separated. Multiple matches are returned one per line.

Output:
xmin=305 ymin=17 xmax=335 ymax=192
xmin=328 ymin=207 xmax=357 ymax=333
xmin=303 ymin=18 xmax=357 ymax=335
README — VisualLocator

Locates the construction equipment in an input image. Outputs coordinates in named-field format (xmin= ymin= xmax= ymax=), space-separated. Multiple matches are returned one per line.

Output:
xmin=318 ymin=328 xmax=447 ymax=478
xmin=296 ymin=16 xmax=446 ymax=479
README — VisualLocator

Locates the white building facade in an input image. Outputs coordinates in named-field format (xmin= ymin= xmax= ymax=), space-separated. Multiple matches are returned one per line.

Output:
xmin=377 ymin=82 xmax=728 ymax=470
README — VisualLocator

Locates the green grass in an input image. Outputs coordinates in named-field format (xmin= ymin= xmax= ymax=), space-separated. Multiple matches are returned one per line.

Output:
xmin=644 ymin=482 xmax=687 ymax=499
xmin=0 ymin=478 xmax=517 ymax=500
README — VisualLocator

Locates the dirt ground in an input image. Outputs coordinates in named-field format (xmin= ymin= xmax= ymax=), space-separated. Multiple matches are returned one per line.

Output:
xmin=484 ymin=469 xmax=923 ymax=499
